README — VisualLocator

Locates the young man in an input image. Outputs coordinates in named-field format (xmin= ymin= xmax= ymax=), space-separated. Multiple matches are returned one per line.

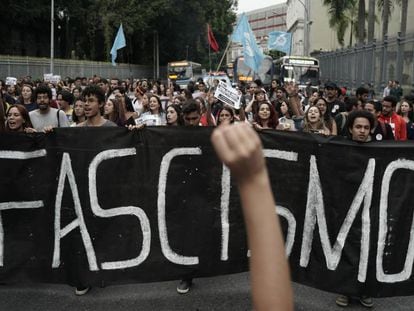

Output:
xmin=182 ymin=100 xmax=202 ymax=127
xmin=347 ymin=110 xmax=375 ymax=142
xmin=363 ymin=100 xmax=394 ymax=141
xmin=336 ymin=110 xmax=375 ymax=308
xmin=355 ymin=86 xmax=369 ymax=105
xmin=29 ymin=84 xmax=70 ymax=131
xmin=324 ymin=81 xmax=345 ymax=117
xmin=56 ymin=90 xmax=74 ymax=124
xmin=378 ymin=95 xmax=407 ymax=141
xmin=73 ymin=85 xmax=116 ymax=297
xmin=176 ymin=100 xmax=203 ymax=294
xmin=77 ymin=85 xmax=116 ymax=127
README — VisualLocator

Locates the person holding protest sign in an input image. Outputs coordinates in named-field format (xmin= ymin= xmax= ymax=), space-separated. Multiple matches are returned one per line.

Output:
xmin=210 ymin=122 xmax=293 ymax=311
xmin=5 ymin=104 xmax=36 ymax=133
xmin=138 ymin=95 xmax=166 ymax=126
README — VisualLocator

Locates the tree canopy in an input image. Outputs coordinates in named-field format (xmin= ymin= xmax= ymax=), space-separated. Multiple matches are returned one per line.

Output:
xmin=0 ymin=0 xmax=237 ymax=68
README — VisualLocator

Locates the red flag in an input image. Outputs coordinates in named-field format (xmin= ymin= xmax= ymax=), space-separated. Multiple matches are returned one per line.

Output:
xmin=207 ymin=24 xmax=219 ymax=52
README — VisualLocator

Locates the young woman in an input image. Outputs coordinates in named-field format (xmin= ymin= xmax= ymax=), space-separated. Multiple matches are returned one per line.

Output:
xmin=315 ymin=97 xmax=337 ymax=135
xmin=397 ymin=98 xmax=414 ymax=140
xmin=71 ymin=98 xmax=86 ymax=126
xmin=302 ymin=105 xmax=330 ymax=135
xmin=17 ymin=84 xmax=37 ymax=112
xmin=139 ymin=95 xmax=166 ymax=126
xmin=216 ymin=106 xmax=235 ymax=126
xmin=6 ymin=84 xmax=20 ymax=102
xmin=104 ymin=97 xmax=126 ymax=127
xmin=276 ymin=101 xmax=296 ymax=131
xmin=245 ymin=88 xmax=267 ymax=116
xmin=252 ymin=102 xmax=278 ymax=130
xmin=166 ymin=104 xmax=183 ymax=126
xmin=5 ymin=104 xmax=36 ymax=133
xmin=195 ymin=96 xmax=215 ymax=126
xmin=0 ymin=95 xmax=5 ymax=132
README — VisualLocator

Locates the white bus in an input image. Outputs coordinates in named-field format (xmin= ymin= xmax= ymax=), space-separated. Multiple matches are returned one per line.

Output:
xmin=273 ymin=56 xmax=320 ymax=89
xmin=167 ymin=60 xmax=203 ymax=89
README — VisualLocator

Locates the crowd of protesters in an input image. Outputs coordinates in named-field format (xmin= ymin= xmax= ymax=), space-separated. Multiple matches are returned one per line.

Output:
xmin=1 ymin=74 xmax=413 ymax=142
xmin=0 ymin=73 xmax=413 ymax=307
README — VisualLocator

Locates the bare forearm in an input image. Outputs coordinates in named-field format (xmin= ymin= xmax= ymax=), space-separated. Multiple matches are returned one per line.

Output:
xmin=238 ymin=171 xmax=293 ymax=311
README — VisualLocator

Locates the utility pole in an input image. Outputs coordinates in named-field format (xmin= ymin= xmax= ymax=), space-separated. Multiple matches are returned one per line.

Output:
xmin=50 ymin=0 xmax=54 ymax=73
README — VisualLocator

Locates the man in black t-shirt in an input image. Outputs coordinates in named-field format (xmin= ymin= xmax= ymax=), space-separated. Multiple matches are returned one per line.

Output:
xmin=324 ymin=81 xmax=345 ymax=117
xmin=363 ymin=100 xmax=394 ymax=141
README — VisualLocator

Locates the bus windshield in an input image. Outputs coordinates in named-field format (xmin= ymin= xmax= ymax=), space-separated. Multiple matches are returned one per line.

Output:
xmin=168 ymin=66 xmax=192 ymax=80
xmin=274 ymin=56 xmax=320 ymax=88
xmin=167 ymin=60 xmax=203 ymax=89
xmin=282 ymin=65 xmax=319 ymax=85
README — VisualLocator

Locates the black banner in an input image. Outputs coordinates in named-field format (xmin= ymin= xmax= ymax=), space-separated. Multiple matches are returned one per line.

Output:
xmin=1 ymin=127 xmax=414 ymax=297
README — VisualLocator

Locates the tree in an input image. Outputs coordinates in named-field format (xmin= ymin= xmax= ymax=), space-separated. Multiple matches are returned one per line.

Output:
xmin=357 ymin=0 xmax=366 ymax=44
xmin=0 ymin=0 xmax=236 ymax=68
xmin=367 ymin=0 xmax=375 ymax=42
xmin=322 ymin=0 xmax=357 ymax=46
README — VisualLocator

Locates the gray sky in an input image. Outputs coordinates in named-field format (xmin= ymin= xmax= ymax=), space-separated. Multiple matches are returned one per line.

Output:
xmin=236 ymin=0 xmax=286 ymax=14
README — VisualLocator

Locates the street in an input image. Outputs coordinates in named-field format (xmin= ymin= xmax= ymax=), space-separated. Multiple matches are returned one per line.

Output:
xmin=1 ymin=273 xmax=413 ymax=310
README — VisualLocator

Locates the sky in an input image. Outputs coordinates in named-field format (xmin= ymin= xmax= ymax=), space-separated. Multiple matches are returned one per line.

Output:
xmin=236 ymin=0 xmax=286 ymax=14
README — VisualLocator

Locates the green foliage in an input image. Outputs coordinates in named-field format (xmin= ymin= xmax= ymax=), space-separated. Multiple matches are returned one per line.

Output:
xmin=0 ymin=0 xmax=236 ymax=67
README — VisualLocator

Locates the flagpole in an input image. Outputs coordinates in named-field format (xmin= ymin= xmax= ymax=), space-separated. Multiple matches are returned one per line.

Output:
xmin=209 ymin=38 xmax=212 ymax=72
xmin=215 ymin=39 xmax=231 ymax=72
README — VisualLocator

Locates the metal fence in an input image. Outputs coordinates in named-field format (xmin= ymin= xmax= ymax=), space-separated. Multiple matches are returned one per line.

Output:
xmin=0 ymin=55 xmax=166 ymax=81
xmin=318 ymin=33 xmax=414 ymax=94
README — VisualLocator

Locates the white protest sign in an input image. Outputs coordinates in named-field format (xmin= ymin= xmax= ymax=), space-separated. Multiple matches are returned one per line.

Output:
xmin=214 ymin=81 xmax=241 ymax=109
xmin=136 ymin=114 xmax=160 ymax=126
xmin=5 ymin=77 xmax=17 ymax=86
xmin=50 ymin=75 xmax=61 ymax=84
xmin=44 ymin=73 xmax=53 ymax=82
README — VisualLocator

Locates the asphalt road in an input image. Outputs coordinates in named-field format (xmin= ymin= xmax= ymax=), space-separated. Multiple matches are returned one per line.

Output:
xmin=0 ymin=273 xmax=413 ymax=310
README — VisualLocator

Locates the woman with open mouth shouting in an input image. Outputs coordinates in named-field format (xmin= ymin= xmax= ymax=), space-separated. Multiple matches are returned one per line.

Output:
xmin=5 ymin=104 xmax=36 ymax=133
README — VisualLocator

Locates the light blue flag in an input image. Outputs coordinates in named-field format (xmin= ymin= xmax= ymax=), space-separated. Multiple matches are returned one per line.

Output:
xmin=110 ymin=24 xmax=126 ymax=66
xmin=268 ymin=31 xmax=292 ymax=55
xmin=231 ymin=14 xmax=264 ymax=72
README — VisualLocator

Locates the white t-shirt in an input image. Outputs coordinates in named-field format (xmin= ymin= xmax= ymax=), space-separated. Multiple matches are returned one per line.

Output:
xmin=29 ymin=108 xmax=70 ymax=131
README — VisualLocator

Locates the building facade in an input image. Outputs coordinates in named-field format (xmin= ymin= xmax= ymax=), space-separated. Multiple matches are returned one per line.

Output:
xmin=287 ymin=0 xmax=414 ymax=56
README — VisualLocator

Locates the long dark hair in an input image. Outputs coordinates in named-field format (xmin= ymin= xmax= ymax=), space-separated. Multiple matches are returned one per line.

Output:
xmin=105 ymin=97 xmax=126 ymax=126
xmin=166 ymin=104 xmax=184 ymax=126
xmin=254 ymin=102 xmax=279 ymax=129
xmin=5 ymin=104 xmax=33 ymax=131
xmin=0 ymin=94 xmax=5 ymax=132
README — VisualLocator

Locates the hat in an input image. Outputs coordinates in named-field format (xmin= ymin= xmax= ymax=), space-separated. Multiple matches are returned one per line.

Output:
xmin=325 ymin=81 xmax=338 ymax=89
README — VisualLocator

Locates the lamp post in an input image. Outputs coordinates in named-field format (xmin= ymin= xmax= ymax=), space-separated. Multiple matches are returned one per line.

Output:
xmin=50 ymin=0 xmax=54 ymax=73
xmin=297 ymin=0 xmax=310 ymax=56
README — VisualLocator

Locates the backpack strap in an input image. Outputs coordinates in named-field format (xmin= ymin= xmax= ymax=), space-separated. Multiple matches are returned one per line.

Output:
xmin=57 ymin=109 xmax=61 ymax=128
